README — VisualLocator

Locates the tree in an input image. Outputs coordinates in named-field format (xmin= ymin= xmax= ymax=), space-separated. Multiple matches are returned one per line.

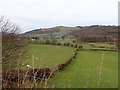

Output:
xmin=0 ymin=16 xmax=28 ymax=72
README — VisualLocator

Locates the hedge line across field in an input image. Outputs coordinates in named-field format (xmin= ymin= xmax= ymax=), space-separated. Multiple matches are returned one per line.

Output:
xmin=33 ymin=41 xmax=83 ymax=49
xmin=3 ymin=41 xmax=117 ymax=87
xmin=3 ymin=47 xmax=78 ymax=87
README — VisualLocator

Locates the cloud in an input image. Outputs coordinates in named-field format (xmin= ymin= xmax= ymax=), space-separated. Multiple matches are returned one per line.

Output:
xmin=0 ymin=0 xmax=119 ymax=32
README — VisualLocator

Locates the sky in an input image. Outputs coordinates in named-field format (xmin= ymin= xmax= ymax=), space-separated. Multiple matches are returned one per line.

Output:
xmin=0 ymin=0 xmax=119 ymax=33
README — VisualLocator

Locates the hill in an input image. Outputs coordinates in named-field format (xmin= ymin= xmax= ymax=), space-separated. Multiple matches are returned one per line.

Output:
xmin=68 ymin=25 xmax=118 ymax=38
xmin=24 ymin=25 xmax=118 ymax=39
xmin=24 ymin=26 xmax=80 ymax=37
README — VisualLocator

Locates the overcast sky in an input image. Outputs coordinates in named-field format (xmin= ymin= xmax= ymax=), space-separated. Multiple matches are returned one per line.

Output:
xmin=0 ymin=0 xmax=119 ymax=32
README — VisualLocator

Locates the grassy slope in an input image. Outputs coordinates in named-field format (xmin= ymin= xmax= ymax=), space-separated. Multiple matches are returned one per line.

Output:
xmin=21 ymin=44 xmax=75 ymax=70
xmin=53 ymin=26 xmax=80 ymax=36
xmin=48 ymin=51 xmax=118 ymax=88
xmin=25 ymin=26 xmax=80 ymax=37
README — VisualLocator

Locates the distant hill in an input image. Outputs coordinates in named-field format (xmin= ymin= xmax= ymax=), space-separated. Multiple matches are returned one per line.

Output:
xmin=24 ymin=25 xmax=118 ymax=38
xmin=24 ymin=26 xmax=80 ymax=37
xmin=68 ymin=25 xmax=118 ymax=38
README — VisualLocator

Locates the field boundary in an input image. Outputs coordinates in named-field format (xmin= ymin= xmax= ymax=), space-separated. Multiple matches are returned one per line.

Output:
xmin=32 ymin=42 xmax=117 ymax=52
xmin=3 ymin=42 xmax=117 ymax=87
xmin=2 ymin=46 xmax=79 ymax=87
xmin=32 ymin=41 xmax=83 ymax=49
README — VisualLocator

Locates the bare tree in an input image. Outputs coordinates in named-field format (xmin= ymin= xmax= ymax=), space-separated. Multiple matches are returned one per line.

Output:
xmin=0 ymin=16 xmax=28 ymax=72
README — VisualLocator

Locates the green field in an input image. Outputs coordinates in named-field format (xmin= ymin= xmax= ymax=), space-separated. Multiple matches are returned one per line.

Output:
xmin=48 ymin=51 xmax=118 ymax=88
xmin=21 ymin=44 xmax=75 ymax=70
xmin=79 ymin=43 xmax=93 ymax=49
xmin=89 ymin=43 xmax=116 ymax=48
xmin=57 ymin=39 xmax=117 ymax=50
xmin=20 ymin=44 xmax=118 ymax=88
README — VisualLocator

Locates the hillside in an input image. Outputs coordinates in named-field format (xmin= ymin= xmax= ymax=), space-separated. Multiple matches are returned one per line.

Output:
xmin=24 ymin=26 xmax=80 ymax=37
xmin=24 ymin=25 xmax=118 ymax=39
xmin=68 ymin=25 xmax=118 ymax=38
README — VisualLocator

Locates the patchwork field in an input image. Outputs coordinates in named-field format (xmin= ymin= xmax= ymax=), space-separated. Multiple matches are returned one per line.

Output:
xmin=20 ymin=44 xmax=118 ymax=88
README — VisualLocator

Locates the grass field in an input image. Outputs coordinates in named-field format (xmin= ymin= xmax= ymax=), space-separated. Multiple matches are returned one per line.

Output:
xmin=78 ymin=42 xmax=115 ymax=50
xmin=20 ymin=44 xmax=118 ymax=88
xmin=89 ymin=43 xmax=116 ymax=48
xmin=48 ymin=51 xmax=118 ymax=88
xmin=57 ymin=39 xmax=117 ymax=50
xmin=20 ymin=44 xmax=75 ymax=70
xmin=79 ymin=43 xmax=93 ymax=49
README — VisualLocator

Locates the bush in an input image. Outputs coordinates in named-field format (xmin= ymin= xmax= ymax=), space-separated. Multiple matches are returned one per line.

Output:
xmin=1 ymin=16 xmax=28 ymax=72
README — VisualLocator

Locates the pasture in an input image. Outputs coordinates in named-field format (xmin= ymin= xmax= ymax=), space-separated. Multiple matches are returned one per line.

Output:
xmin=57 ymin=39 xmax=117 ymax=50
xmin=89 ymin=43 xmax=116 ymax=48
xmin=48 ymin=51 xmax=118 ymax=88
xmin=20 ymin=44 xmax=75 ymax=70
xmin=19 ymin=44 xmax=118 ymax=88
xmin=57 ymin=39 xmax=74 ymax=44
